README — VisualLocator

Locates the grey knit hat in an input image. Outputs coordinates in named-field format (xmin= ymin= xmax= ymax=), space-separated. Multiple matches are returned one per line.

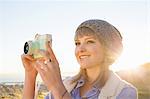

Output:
xmin=75 ymin=19 xmax=123 ymax=65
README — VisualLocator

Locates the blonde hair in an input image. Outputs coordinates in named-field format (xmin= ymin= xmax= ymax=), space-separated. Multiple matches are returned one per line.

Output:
xmin=72 ymin=19 xmax=123 ymax=88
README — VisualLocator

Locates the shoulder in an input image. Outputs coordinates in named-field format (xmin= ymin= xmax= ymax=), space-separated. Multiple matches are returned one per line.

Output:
xmin=63 ymin=76 xmax=78 ymax=93
xmin=100 ymin=71 xmax=137 ymax=98
xmin=112 ymin=71 xmax=138 ymax=99
xmin=116 ymin=86 xmax=138 ymax=99
xmin=112 ymin=71 xmax=138 ymax=98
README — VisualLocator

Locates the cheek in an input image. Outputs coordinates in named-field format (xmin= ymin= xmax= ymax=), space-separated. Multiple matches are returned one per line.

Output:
xmin=93 ymin=48 xmax=104 ymax=61
xmin=75 ymin=48 xmax=78 ymax=58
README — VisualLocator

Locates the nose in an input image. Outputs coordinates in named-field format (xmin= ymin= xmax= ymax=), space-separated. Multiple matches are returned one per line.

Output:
xmin=77 ymin=43 xmax=86 ymax=53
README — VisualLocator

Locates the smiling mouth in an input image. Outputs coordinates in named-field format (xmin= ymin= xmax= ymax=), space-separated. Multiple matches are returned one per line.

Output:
xmin=79 ymin=55 xmax=90 ymax=59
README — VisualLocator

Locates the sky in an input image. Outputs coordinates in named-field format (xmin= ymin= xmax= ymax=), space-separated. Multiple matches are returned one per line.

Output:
xmin=0 ymin=0 xmax=149 ymax=81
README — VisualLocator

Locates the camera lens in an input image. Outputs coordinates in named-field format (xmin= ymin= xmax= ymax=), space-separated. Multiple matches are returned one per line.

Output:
xmin=24 ymin=42 xmax=29 ymax=54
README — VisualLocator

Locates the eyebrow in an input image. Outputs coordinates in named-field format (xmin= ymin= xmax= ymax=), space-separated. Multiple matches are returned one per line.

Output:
xmin=75 ymin=36 xmax=96 ymax=41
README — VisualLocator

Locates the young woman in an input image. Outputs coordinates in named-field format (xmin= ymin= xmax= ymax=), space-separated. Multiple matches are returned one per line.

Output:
xmin=22 ymin=19 xmax=137 ymax=99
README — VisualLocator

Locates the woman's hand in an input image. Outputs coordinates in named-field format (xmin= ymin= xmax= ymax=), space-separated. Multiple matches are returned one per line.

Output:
xmin=21 ymin=54 xmax=38 ymax=77
xmin=34 ymin=42 xmax=66 ymax=98
xmin=21 ymin=54 xmax=38 ymax=99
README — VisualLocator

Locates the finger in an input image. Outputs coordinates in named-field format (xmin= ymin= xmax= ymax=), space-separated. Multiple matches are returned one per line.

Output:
xmin=39 ymin=61 xmax=50 ymax=71
xmin=34 ymin=61 xmax=42 ymax=71
xmin=21 ymin=54 xmax=34 ymax=61
xmin=44 ymin=59 xmax=52 ymax=66
xmin=34 ymin=62 xmax=50 ymax=83
xmin=35 ymin=60 xmax=48 ymax=72
xmin=46 ymin=41 xmax=58 ymax=64
xmin=34 ymin=63 xmax=46 ymax=80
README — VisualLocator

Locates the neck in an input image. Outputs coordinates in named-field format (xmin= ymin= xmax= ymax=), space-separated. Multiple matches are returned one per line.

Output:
xmin=85 ymin=65 xmax=101 ymax=83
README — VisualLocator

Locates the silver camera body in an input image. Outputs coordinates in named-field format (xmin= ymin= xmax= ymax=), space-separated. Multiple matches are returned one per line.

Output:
xmin=24 ymin=34 xmax=52 ymax=59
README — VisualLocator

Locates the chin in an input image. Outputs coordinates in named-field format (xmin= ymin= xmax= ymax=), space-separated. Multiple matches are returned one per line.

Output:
xmin=80 ymin=64 xmax=91 ymax=69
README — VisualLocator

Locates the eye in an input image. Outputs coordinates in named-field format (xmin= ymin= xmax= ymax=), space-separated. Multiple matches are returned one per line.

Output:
xmin=75 ymin=42 xmax=80 ymax=46
xmin=87 ymin=40 xmax=95 ymax=44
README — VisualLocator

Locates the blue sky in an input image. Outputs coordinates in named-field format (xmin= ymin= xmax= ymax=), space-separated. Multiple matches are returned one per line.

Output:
xmin=0 ymin=0 xmax=149 ymax=79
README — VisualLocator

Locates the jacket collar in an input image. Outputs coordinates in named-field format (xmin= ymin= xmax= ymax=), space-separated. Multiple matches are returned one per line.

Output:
xmin=99 ymin=71 xmax=122 ymax=97
xmin=63 ymin=71 xmax=123 ymax=97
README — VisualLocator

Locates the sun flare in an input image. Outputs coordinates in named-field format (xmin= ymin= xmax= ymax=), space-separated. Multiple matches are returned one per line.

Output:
xmin=111 ymin=43 xmax=150 ymax=72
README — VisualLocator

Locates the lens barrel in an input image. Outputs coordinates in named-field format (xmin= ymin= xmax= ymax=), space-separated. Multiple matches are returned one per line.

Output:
xmin=24 ymin=42 xmax=29 ymax=54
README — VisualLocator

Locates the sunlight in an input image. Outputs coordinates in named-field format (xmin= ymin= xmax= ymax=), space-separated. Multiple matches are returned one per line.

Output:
xmin=111 ymin=42 xmax=150 ymax=71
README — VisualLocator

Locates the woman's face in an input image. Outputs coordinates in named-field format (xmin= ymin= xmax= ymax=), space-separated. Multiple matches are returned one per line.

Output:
xmin=75 ymin=35 xmax=105 ymax=69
